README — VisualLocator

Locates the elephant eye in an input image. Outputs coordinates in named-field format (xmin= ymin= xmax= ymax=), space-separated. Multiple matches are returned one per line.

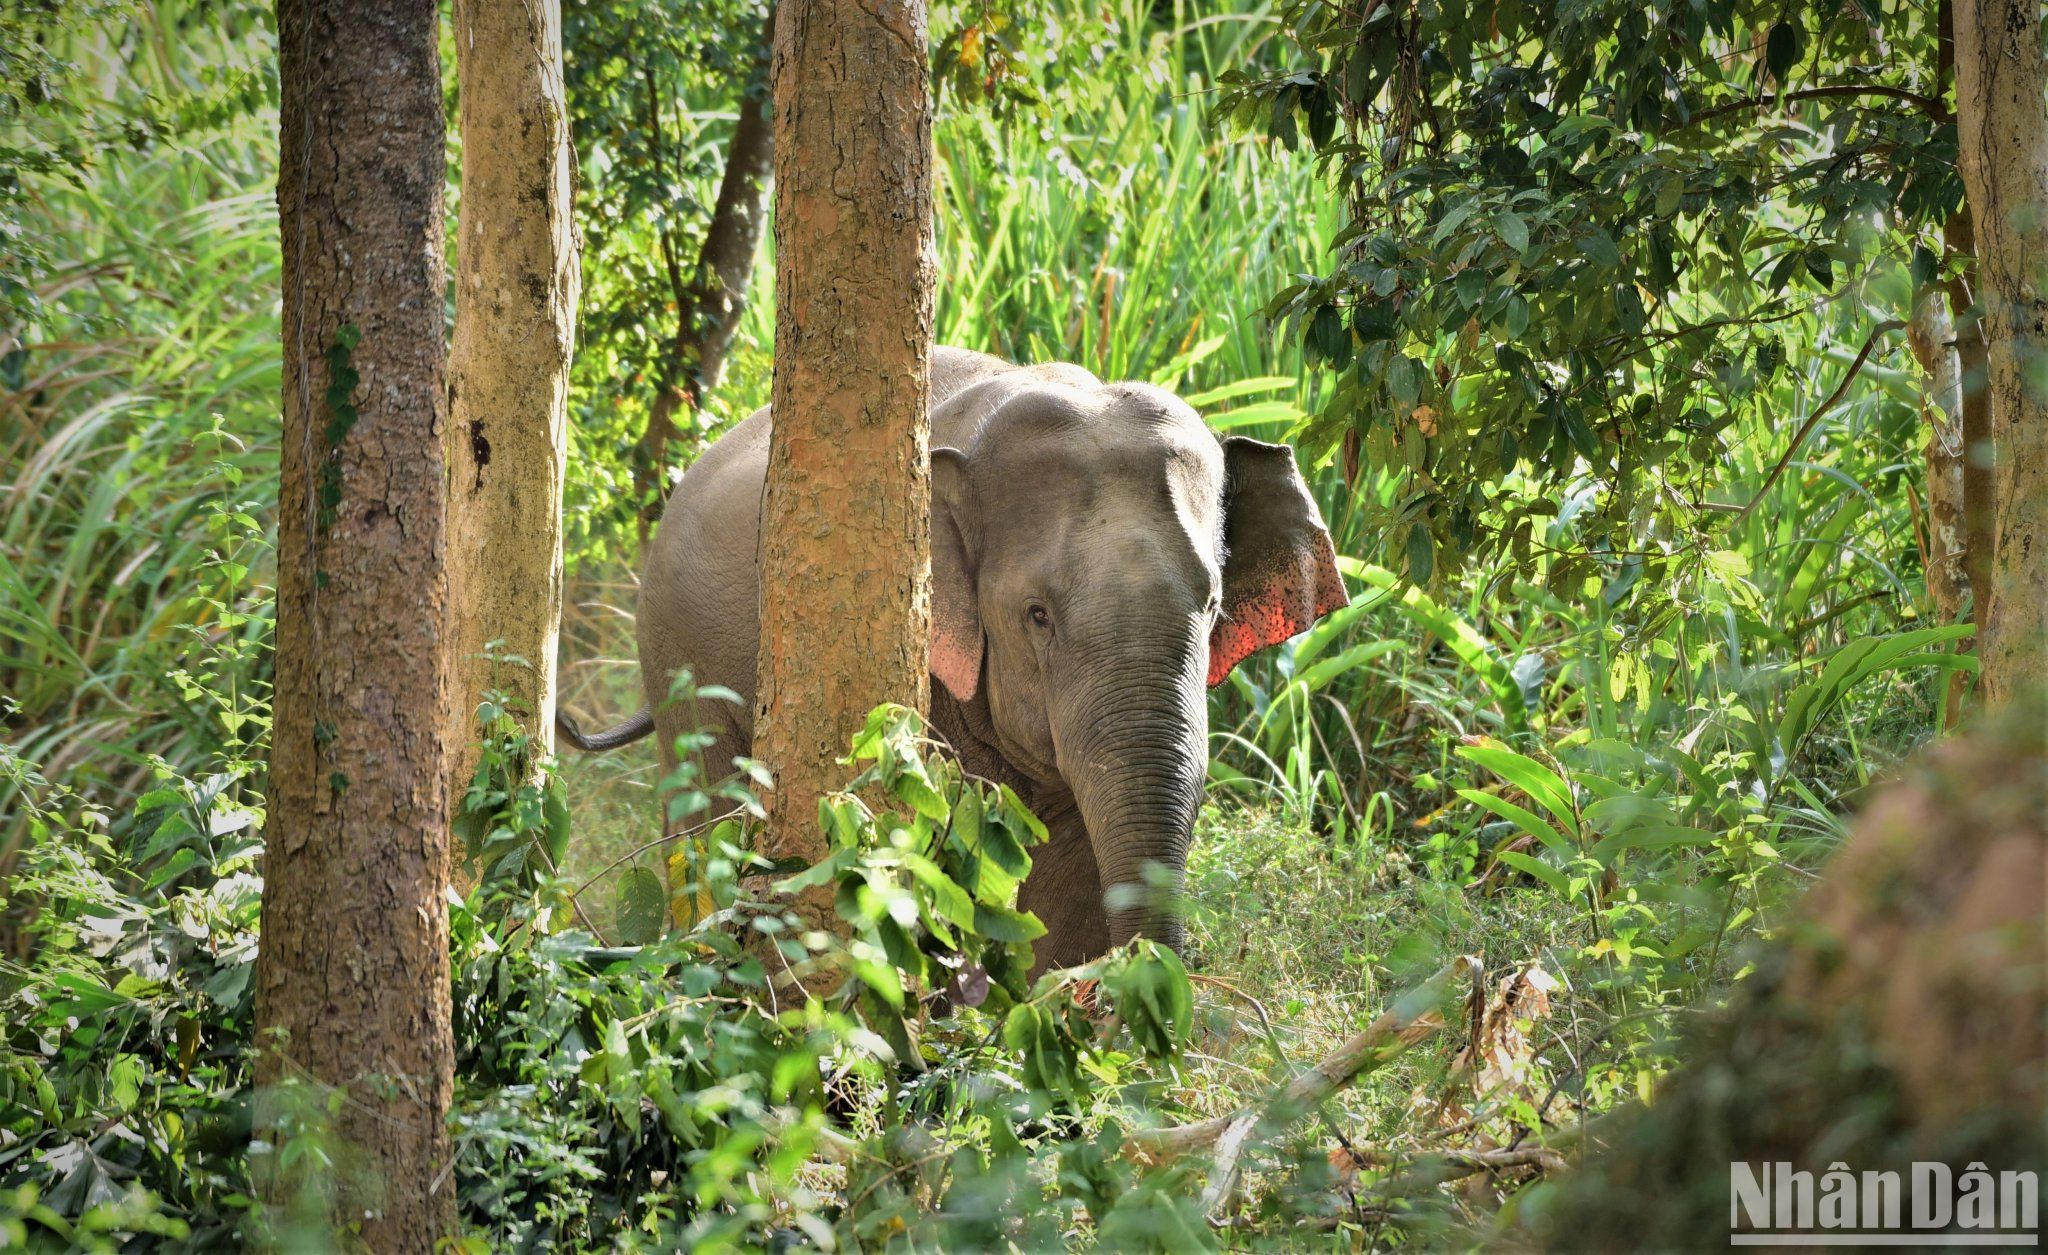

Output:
xmin=1027 ymin=603 xmax=1052 ymax=629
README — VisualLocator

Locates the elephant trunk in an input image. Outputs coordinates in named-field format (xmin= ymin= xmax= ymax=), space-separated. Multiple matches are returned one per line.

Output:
xmin=1056 ymin=639 xmax=1209 ymax=953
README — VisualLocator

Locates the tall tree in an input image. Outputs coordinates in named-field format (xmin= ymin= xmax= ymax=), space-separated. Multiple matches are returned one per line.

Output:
xmin=446 ymin=0 xmax=582 ymax=817
xmin=754 ymin=0 xmax=936 ymax=886
xmin=1907 ymin=276 xmax=1968 ymax=632
xmin=1931 ymin=5 xmax=1998 ymax=652
xmin=636 ymin=6 xmax=777 ymax=518
xmin=255 ymin=0 xmax=455 ymax=1242
xmin=1944 ymin=207 xmax=2000 ymax=639
xmin=1952 ymin=0 xmax=2048 ymax=706
xmin=562 ymin=1 xmax=778 ymax=532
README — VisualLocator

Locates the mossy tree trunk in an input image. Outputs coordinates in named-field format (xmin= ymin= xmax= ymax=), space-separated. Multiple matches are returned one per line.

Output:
xmin=445 ymin=0 xmax=581 ymax=839
xmin=256 ymin=0 xmax=455 ymax=1243
xmin=754 ymin=0 xmax=936 ymax=893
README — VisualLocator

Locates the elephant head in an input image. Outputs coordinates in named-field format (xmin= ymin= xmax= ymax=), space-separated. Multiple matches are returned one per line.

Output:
xmin=927 ymin=377 xmax=1347 ymax=954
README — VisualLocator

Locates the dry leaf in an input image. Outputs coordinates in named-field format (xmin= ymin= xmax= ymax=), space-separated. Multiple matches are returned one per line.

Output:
xmin=1451 ymin=962 xmax=1560 ymax=1101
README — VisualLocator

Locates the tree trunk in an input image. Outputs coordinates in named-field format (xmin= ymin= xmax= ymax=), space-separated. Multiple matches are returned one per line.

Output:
xmin=755 ymin=0 xmax=935 ymax=889
xmin=1944 ymin=211 xmax=2000 ymax=641
xmin=1952 ymin=0 xmax=2048 ymax=707
xmin=257 ymin=0 xmax=455 ymax=1244
xmin=446 ymin=0 xmax=581 ymax=834
xmin=1908 ymin=281 xmax=1969 ymax=631
xmin=1910 ymin=272 xmax=1973 ymax=727
xmin=634 ymin=9 xmax=778 ymax=529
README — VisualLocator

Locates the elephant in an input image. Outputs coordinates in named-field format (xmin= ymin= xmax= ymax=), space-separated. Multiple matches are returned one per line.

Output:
xmin=560 ymin=346 xmax=1347 ymax=972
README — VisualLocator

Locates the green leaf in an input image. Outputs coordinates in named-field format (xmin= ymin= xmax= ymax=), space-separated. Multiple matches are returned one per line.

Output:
xmin=1492 ymin=849 xmax=1572 ymax=898
xmin=1591 ymin=823 xmax=1721 ymax=864
xmin=1495 ymin=211 xmax=1529 ymax=254
xmin=1183 ymin=375 xmax=1298 ymax=408
xmin=613 ymin=866 xmax=667 ymax=945
xmin=1613 ymin=283 xmax=1645 ymax=335
xmin=1293 ymin=638 xmax=1405 ymax=691
xmin=1765 ymin=21 xmax=1801 ymax=87
xmin=854 ymin=957 xmax=905 ymax=1009
xmin=1405 ymin=523 xmax=1434 ymax=582
xmin=901 ymin=850 xmax=976 ymax=931
xmin=1388 ymin=354 xmax=1421 ymax=405
xmin=542 ymin=784 xmax=572 ymax=866
xmin=972 ymin=902 xmax=1048 ymax=944
xmin=1457 ymin=744 xmax=1576 ymax=833
xmin=1910 ymin=244 xmax=1939 ymax=288
xmin=1502 ymin=293 xmax=1530 ymax=340
xmin=1459 ymin=787 xmax=1573 ymax=858
xmin=1776 ymin=625 xmax=1976 ymax=754
xmin=1577 ymin=229 xmax=1620 ymax=268
xmin=1205 ymin=400 xmax=1306 ymax=431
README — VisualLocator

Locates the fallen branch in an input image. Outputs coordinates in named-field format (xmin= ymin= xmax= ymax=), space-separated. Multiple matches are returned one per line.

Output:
xmin=1126 ymin=955 xmax=1483 ymax=1163
xmin=1364 ymin=1139 xmax=1576 ymax=1202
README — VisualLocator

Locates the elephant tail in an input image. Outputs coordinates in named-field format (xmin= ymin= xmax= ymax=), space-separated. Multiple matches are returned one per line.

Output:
xmin=556 ymin=707 xmax=655 ymax=752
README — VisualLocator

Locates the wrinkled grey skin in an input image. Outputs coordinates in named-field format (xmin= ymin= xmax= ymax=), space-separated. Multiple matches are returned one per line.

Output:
xmin=587 ymin=347 xmax=1343 ymax=973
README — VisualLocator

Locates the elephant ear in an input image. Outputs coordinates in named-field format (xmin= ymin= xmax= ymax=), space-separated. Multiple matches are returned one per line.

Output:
xmin=1209 ymin=437 xmax=1349 ymax=686
xmin=931 ymin=447 xmax=984 ymax=701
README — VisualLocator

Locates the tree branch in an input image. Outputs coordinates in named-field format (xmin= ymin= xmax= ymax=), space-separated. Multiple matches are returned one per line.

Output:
xmin=1362 ymin=1137 xmax=1583 ymax=1202
xmin=1732 ymin=319 xmax=1906 ymax=522
xmin=1684 ymin=84 xmax=1951 ymax=128
xmin=1126 ymin=955 xmax=1482 ymax=1163
xmin=636 ymin=5 xmax=779 ymax=523
xmin=665 ymin=4 xmax=777 ymax=409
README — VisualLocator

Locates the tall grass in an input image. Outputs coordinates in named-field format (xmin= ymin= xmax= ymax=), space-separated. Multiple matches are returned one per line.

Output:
xmin=2 ymin=8 xmax=279 ymax=833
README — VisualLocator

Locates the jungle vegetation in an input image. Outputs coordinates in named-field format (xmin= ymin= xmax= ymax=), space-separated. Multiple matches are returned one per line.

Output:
xmin=1 ymin=0 xmax=2042 ymax=1248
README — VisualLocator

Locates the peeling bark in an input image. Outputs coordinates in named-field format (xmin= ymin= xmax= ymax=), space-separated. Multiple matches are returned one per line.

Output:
xmin=1952 ymin=0 xmax=2048 ymax=707
xmin=1908 ymin=283 xmax=1968 ymax=631
xmin=446 ymin=0 xmax=581 ymax=824
xmin=1944 ymin=210 xmax=2000 ymax=646
xmin=754 ymin=0 xmax=935 ymax=883
xmin=257 ymin=0 xmax=455 ymax=1243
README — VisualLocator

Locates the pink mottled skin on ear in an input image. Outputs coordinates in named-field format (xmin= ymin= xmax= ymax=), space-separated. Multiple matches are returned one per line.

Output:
xmin=1206 ymin=532 xmax=1348 ymax=686
xmin=932 ymin=618 xmax=982 ymax=701
xmin=937 ymin=630 xmax=983 ymax=700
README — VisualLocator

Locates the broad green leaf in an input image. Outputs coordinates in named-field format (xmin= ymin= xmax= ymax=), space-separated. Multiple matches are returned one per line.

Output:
xmin=1591 ymin=824 xmax=1721 ymax=864
xmin=1495 ymin=211 xmax=1529 ymax=254
xmin=1457 ymin=744 xmax=1576 ymax=833
xmin=613 ymin=866 xmax=667 ymax=945
xmin=1459 ymin=787 xmax=1572 ymax=857
xmin=1492 ymin=849 xmax=1571 ymax=898
xmin=973 ymin=902 xmax=1048 ymax=944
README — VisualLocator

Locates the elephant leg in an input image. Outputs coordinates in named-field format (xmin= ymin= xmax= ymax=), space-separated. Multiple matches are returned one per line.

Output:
xmin=1017 ymin=796 xmax=1112 ymax=976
